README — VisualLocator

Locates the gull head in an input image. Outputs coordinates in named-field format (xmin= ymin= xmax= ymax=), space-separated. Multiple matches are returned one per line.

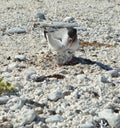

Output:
xmin=67 ymin=28 xmax=77 ymax=41
xmin=67 ymin=28 xmax=77 ymax=47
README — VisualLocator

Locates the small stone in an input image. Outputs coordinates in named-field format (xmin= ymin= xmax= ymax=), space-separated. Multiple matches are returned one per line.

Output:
xmin=25 ymin=70 xmax=36 ymax=81
xmin=1 ymin=72 xmax=11 ymax=78
xmin=0 ymin=123 xmax=13 ymax=128
xmin=40 ymin=125 xmax=49 ymax=128
xmin=13 ymin=82 xmax=23 ymax=90
xmin=0 ymin=96 xmax=9 ymax=105
xmin=108 ymin=69 xmax=119 ymax=77
xmin=105 ymin=35 xmax=113 ymax=40
xmin=7 ymin=56 xmax=11 ymax=60
xmin=63 ymin=16 xmax=75 ymax=23
xmin=22 ymin=109 xmax=36 ymax=126
xmin=99 ymin=75 xmax=109 ymax=83
xmin=36 ymin=12 xmax=45 ymax=20
xmin=75 ymin=109 xmax=81 ymax=114
xmin=77 ymin=74 xmax=88 ymax=83
xmin=6 ymin=27 xmax=26 ymax=34
xmin=48 ymin=90 xmax=63 ymax=101
xmin=48 ymin=110 xmax=56 ymax=115
xmin=30 ymin=74 xmax=46 ymax=82
xmin=23 ymin=123 xmax=34 ymax=128
xmin=116 ymin=38 xmax=120 ymax=42
xmin=63 ymin=90 xmax=71 ymax=96
xmin=56 ymin=106 xmax=64 ymax=114
xmin=75 ymin=27 xmax=87 ymax=31
xmin=35 ymin=109 xmax=43 ymax=115
xmin=45 ymin=115 xmax=64 ymax=123
xmin=59 ymin=69 xmax=69 ymax=74
xmin=66 ymin=85 xmax=75 ymax=91
xmin=34 ymin=88 xmax=43 ymax=96
xmin=113 ymin=97 xmax=120 ymax=103
xmin=8 ymin=63 xmax=18 ymax=70
xmin=14 ymin=55 xmax=26 ymax=62
xmin=7 ymin=97 xmax=26 ymax=110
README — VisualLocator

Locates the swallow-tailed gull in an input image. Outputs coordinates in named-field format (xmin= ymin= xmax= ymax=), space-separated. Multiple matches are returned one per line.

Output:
xmin=44 ymin=27 xmax=79 ymax=65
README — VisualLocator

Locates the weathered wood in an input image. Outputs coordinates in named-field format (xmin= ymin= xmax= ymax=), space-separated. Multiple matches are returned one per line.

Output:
xmin=33 ymin=22 xmax=88 ymax=31
xmin=34 ymin=21 xmax=79 ymax=28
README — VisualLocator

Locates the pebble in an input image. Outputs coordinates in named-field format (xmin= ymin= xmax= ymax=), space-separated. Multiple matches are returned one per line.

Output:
xmin=39 ymin=125 xmax=49 ymax=128
xmin=20 ymin=123 xmax=34 ymax=128
xmin=1 ymin=72 xmax=11 ymax=78
xmin=36 ymin=12 xmax=46 ymax=20
xmin=0 ymin=96 xmax=9 ymax=105
xmin=14 ymin=55 xmax=26 ymax=62
xmin=108 ymin=69 xmax=120 ymax=77
xmin=0 ymin=123 xmax=13 ymax=128
xmin=6 ymin=27 xmax=26 ymax=34
xmin=48 ymin=90 xmax=63 ymax=101
xmin=66 ymin=85 xmax=75 ymax=91
xmin=56 ymin=106 xmax=64 ymax=114
xmin=59 ymin=69 xmax=69 ymax=74
xmin=113 ymin=96 xmax=120 ymax=103
xmin=13 ymin=82 xmax=24 ymax=90
xmin=23 ymin=122 xmax=33 ymax=128
xmin=30 ymin=74 xmax=46 ymax=82
xmin=45 ymin=114 xmax=64 ymax=123
xmin=63 ymin=16 xmax=75 ymax=23
xmin=77 ymin=74 xmax=89 ymax=83
xmin=99 ymin=75 xmax=109 ymax=83
xmin=8 ymin=63 xmax=18 ymax=71
xmin=7 ymin=97 xmax=26 ymax=110
xmin=21 ymin=109 xmax=37 ymax=126
xmin=25 ymin=70 xmax=36 ymax=81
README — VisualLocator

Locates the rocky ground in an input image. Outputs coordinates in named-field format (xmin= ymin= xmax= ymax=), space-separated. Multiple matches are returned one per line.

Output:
xmin=0 ymin=0 xmax=120 ymax=128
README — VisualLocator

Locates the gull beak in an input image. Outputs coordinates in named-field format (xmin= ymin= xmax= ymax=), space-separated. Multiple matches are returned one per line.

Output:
xmin=69 ymin=34 xmax=77 ymax=47
xmin=69 ymin=38 xmax=74 ymax=47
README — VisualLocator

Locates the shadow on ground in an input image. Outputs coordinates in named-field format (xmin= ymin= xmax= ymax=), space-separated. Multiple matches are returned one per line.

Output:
xmin=65 ymin=56 xmax=113 ymax=71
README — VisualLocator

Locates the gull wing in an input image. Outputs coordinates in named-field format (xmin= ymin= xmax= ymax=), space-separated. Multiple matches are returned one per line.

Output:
xmin=51 ymin=28 xmax=67 ymax=40
xmin=47 ymin=28 xmax=69 ymax=51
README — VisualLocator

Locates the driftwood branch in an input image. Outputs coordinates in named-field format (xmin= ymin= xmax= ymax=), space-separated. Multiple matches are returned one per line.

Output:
xmin=33 ymin=22 xmax=87 ymax=31
xmin=33 ymin=21 xmax=79 ymax=28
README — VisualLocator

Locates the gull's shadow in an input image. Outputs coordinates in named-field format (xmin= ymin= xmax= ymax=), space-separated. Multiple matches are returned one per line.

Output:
xmin=65 ymin=56 xmax=113 ymax=71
